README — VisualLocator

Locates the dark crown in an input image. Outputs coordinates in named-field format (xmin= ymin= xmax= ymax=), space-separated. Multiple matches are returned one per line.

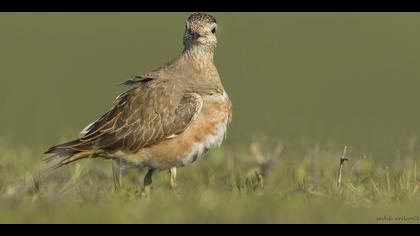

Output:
xmin=187 ymin=13 xmax=217 ymax=24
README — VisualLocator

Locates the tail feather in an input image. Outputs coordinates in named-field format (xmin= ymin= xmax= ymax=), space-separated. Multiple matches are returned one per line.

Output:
xmin=43 ymin=139 xmax=94 ymax=171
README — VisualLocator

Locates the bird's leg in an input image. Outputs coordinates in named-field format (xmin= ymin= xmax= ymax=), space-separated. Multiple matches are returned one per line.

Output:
xmin=112 ymin=159 xmax=122 ymax=192
xmin=142 ymin=168 xmax=156 ymax=196
xmin=168 ymin=167 xmax=177 ymax=191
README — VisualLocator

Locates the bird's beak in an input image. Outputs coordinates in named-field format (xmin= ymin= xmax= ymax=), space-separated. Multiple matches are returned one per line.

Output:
xmin=191 ymin=32 xmax=201 ymax=40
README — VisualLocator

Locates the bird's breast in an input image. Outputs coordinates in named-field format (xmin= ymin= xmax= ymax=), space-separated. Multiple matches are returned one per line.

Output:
xmin=123 ymin=92 xmax=231 ymax=170
xmin=175 ymin=93 xmax=231 ymax=167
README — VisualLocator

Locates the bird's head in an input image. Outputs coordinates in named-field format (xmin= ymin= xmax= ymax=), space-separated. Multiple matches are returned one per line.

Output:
xmin=183 ymin=13 xmax=218 ymax=50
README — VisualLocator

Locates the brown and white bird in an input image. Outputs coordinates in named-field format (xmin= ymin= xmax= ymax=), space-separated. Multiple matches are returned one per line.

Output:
xmin=44 ymin=13 xmax=232 ymax=193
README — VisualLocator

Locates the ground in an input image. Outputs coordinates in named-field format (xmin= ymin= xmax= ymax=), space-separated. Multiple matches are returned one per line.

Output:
xmin=0 ymin=140 xmax=418 ymax=224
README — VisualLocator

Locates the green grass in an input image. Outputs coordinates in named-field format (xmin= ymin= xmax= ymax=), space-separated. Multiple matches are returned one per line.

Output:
xmin=0 ymin=140 xmax=419 ymax=224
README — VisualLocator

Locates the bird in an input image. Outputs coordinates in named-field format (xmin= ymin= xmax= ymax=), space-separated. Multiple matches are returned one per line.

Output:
xmin=44 ymin=13 xmax=232 ymax=194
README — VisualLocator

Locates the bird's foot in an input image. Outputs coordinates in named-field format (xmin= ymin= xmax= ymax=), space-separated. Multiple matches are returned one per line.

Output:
xmin=141 ymin=185 xmax=152 ymax=198
xmin=169 ymin=167 xmax=177 ymax=192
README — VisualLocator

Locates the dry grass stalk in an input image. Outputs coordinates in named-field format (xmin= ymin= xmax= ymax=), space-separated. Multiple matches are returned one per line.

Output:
xmin=337 ymin=145 xmax=349 ymax=193
xmin=250 ymin=140 xmax=284 ymax=178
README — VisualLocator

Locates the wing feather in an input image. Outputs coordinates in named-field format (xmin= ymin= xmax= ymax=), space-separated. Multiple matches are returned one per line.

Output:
xmin=74 ymin=80 xmax=202 ymax=154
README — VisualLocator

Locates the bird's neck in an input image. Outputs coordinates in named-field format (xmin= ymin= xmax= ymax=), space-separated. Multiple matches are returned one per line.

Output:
xmin=182 ymin=44 xmax=215 ymax=68
xmin=180 ymin=44 xmax=223 ymax=93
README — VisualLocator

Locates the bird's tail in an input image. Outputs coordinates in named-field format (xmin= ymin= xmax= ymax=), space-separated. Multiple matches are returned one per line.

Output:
xmin=43 ymin=139 xmax=95 ymax=172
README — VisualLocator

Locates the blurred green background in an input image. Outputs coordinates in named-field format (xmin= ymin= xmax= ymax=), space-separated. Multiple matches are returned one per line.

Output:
xmin=1 ymin=13 xmax=420 ymax=158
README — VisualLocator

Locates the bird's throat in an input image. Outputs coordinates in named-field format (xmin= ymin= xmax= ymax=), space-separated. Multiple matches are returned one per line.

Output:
xmin=183 ymin=44 xmax=215 ymax=68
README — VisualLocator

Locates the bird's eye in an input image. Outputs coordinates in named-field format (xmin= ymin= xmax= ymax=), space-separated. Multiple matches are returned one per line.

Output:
xmin=211 ymin=27 xmax=216 ymax=34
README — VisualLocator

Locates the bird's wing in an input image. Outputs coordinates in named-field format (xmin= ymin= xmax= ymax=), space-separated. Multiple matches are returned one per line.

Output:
xmin=119 ymin=75 xmax=155 ymax=86
xmin=75 ymin=79 xmax=203 ymax=153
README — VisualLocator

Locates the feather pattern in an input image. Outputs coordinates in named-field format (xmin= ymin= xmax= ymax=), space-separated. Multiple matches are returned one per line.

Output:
xmin=45 ymin=79 xmax=203 ymax=168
